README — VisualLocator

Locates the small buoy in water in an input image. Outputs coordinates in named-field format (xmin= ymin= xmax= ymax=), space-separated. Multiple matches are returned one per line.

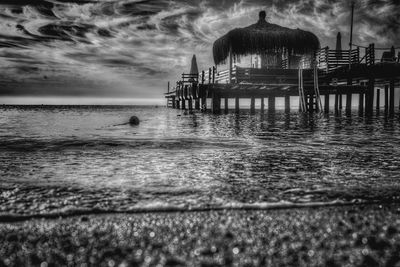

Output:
xmin=129 ymin=116 xmax=140 ymax=125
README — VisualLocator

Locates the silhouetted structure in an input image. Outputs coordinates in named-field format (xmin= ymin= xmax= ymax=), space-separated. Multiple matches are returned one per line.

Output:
xmin=165 ymin=11 xmax=400 ymax=116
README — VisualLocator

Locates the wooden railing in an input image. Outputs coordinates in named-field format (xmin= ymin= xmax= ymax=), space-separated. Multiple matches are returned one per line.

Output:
xmin=169 ymin=43 xmax=396 ymax=90
xmin=316 ymin=46 xmax=360 ymax=72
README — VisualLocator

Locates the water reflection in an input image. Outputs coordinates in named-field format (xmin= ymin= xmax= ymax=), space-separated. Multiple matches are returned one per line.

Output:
xmin=0 ymin=106 xmax=400 ymax=215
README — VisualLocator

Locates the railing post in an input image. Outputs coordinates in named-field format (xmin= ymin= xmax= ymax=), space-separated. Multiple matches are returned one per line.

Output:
xmin=370 ymin=44 xmax=375 ymax=65
xmin=212 ymin=66 xmax=216 ymax=84
xmin=325 ymin=46 xmax=329 ymax=72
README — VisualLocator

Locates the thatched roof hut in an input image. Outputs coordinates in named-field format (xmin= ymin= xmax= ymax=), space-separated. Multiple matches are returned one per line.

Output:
xmin=213 ymin=11 xmax=320 ymax=65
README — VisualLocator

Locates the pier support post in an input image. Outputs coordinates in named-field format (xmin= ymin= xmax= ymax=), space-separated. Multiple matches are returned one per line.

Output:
xmin=188 ymin=99 xmax=193 ymax=111
xmin=176 ymin=100 xmax=180 ymax=109
xmin=195 ymin=99 xmax=200 ymax=110
xmin=376 ymin=89 xmax=380 ymax=110
xmin=268 ymin=97 xmax=275 ymax=113
xmin=324 ymin=94 xmax=329 ymax=113
xmin=284 ymin=95 xmax=290 ymax=112
xmin=390 ymin=79 xmax=395 ymax=115
xmin=307 ymin=94 xmax=313 ymax=112
xmin=201 ymin=97 xmax=207 ymax=111
xmin=181 ymin=100 xmax=186 ymax=110
xmin=346 ymin=93 xmax=352 ymax=113
xmin=261 ymin=98 xmax=265 ymax=113
xmin=224 ymin=98 xmax=229 ymax=113
xmin=212 ymin=94 xmax=221 ymax=114
xmin=359 ymin=93 xmax=364 ymax=115
xmin=334 ymin=93 xmax=339 ymax=113
xmin=365 ymin=78 xmax=375 ymax=115
xmin=339 ymin=94 xmax=343 ymax=110
xmin=385 ymin=84 xmax=389 ymax=112
xmin=250 ymin=97 xmax=255 ymax=114
xmin=172 ymin=97 xmax=176 ymax=109
xmin=235 ymin=97 xmax=239 ymax=113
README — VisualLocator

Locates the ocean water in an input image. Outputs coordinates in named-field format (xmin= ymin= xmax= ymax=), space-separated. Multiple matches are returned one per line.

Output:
xmin=1 ymin=105 xmax=400 ymax=217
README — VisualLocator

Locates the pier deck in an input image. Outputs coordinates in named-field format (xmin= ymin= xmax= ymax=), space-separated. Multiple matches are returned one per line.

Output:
xmin=166 ymin=45 xmax=400 ymax=114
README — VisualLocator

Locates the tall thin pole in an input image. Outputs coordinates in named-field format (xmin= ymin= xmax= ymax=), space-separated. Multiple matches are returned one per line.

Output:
xmin=349 ymin=2 xmax=355 ymax=69
xmin=228 ymin=45 xmax=233 ymax=84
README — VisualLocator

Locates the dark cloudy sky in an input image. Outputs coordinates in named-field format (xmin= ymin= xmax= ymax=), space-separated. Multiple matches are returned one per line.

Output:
xmin=0 ymin=0 xmax=399 ymax=102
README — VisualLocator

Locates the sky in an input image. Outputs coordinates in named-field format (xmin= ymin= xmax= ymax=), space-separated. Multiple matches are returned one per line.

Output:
xmin=0 ymin=0 xmax=399 ymax=103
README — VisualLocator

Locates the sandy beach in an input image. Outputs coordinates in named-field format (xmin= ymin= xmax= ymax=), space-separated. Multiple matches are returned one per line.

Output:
xmin=1 ymin=204 xmax=400 ymax=266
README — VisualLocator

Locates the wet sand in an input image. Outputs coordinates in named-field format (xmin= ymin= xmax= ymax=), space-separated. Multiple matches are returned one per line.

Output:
xmin=1 ymin=204 xmax=400 ymax=266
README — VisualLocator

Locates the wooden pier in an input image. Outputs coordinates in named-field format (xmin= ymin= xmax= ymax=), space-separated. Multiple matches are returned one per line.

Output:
xmin=165 ymin=44 xmax=400 ymax=115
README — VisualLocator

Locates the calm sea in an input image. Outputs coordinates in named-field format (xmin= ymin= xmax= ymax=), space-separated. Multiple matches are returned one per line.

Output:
xmin=1 ymin=105 xmax=400 ymax=216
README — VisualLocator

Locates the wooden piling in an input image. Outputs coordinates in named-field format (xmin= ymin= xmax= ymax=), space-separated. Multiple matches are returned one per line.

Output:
xmin=376 ymin=89 xmax=380 ymax=110
xmin=324 ymin=94 xmax=329 ymax=113
xmin=334 ymin=93 xmax=339 ymax=112
xmin=285 ymin=95 xmax=290 ymax=112
xmin=365 ymin=78 xmax=375 ymax=115
xmin=359 ymin=93 xmax=364 ymax=115
xmin=339 ymin=94 xmax=343 ymax=110
xmin=212 ymin=93 xmax=221 ymax=114
xmin=235 ymin=97 xmax=239 ymax=113
xmin=176 ymin=100 xmax=180 ymax=109
xmin=268 ymin=97 xmax=275 ymax=112
xmin=195 ymin=99 xmax=200 ymax=110
xmin=201 ymin=97 xmax=207 ymax=111
xmin=181 ymin=99 xmax=186 ymax=110
xmin=188 ymin=99 xmax=193 ymax=111
xmin=261 ymin=98 xmax=265 ymax=113
xmin=384 ymin=84 xmax=389 ymax=112
xmin=224 ymin=98 xmax=229 ymax=113
xmin=250 ymin=97 xmax=255 ymax=114
xmin=346 ymin=93 xmax=352 ymax=112
xmin=172 ymin=96 xmax=176 ymax=109
xmin=390 ymin=79 xmax=395 ymax=115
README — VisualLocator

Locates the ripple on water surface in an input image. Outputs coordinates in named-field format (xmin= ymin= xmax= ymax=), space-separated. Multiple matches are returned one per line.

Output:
xmin=1 ymin=106 xmax=400 ymax=216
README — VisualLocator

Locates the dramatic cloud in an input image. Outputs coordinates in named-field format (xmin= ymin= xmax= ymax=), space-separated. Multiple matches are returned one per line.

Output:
xmin=0 ymin=0 xmax=399 ymax=99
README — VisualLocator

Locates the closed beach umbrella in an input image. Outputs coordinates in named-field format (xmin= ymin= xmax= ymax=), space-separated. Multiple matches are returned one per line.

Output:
xmin=189 ymin=54 xmax=199 ymax=74
xmin=335 ymin=32 xmax=342 ymax=59
xmin=212 ymin=11 xmax=320 ymax=65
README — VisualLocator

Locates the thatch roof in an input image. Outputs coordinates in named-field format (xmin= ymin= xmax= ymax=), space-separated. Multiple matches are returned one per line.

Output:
xmin=213 ymin=11 xmax=320 ymax=65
